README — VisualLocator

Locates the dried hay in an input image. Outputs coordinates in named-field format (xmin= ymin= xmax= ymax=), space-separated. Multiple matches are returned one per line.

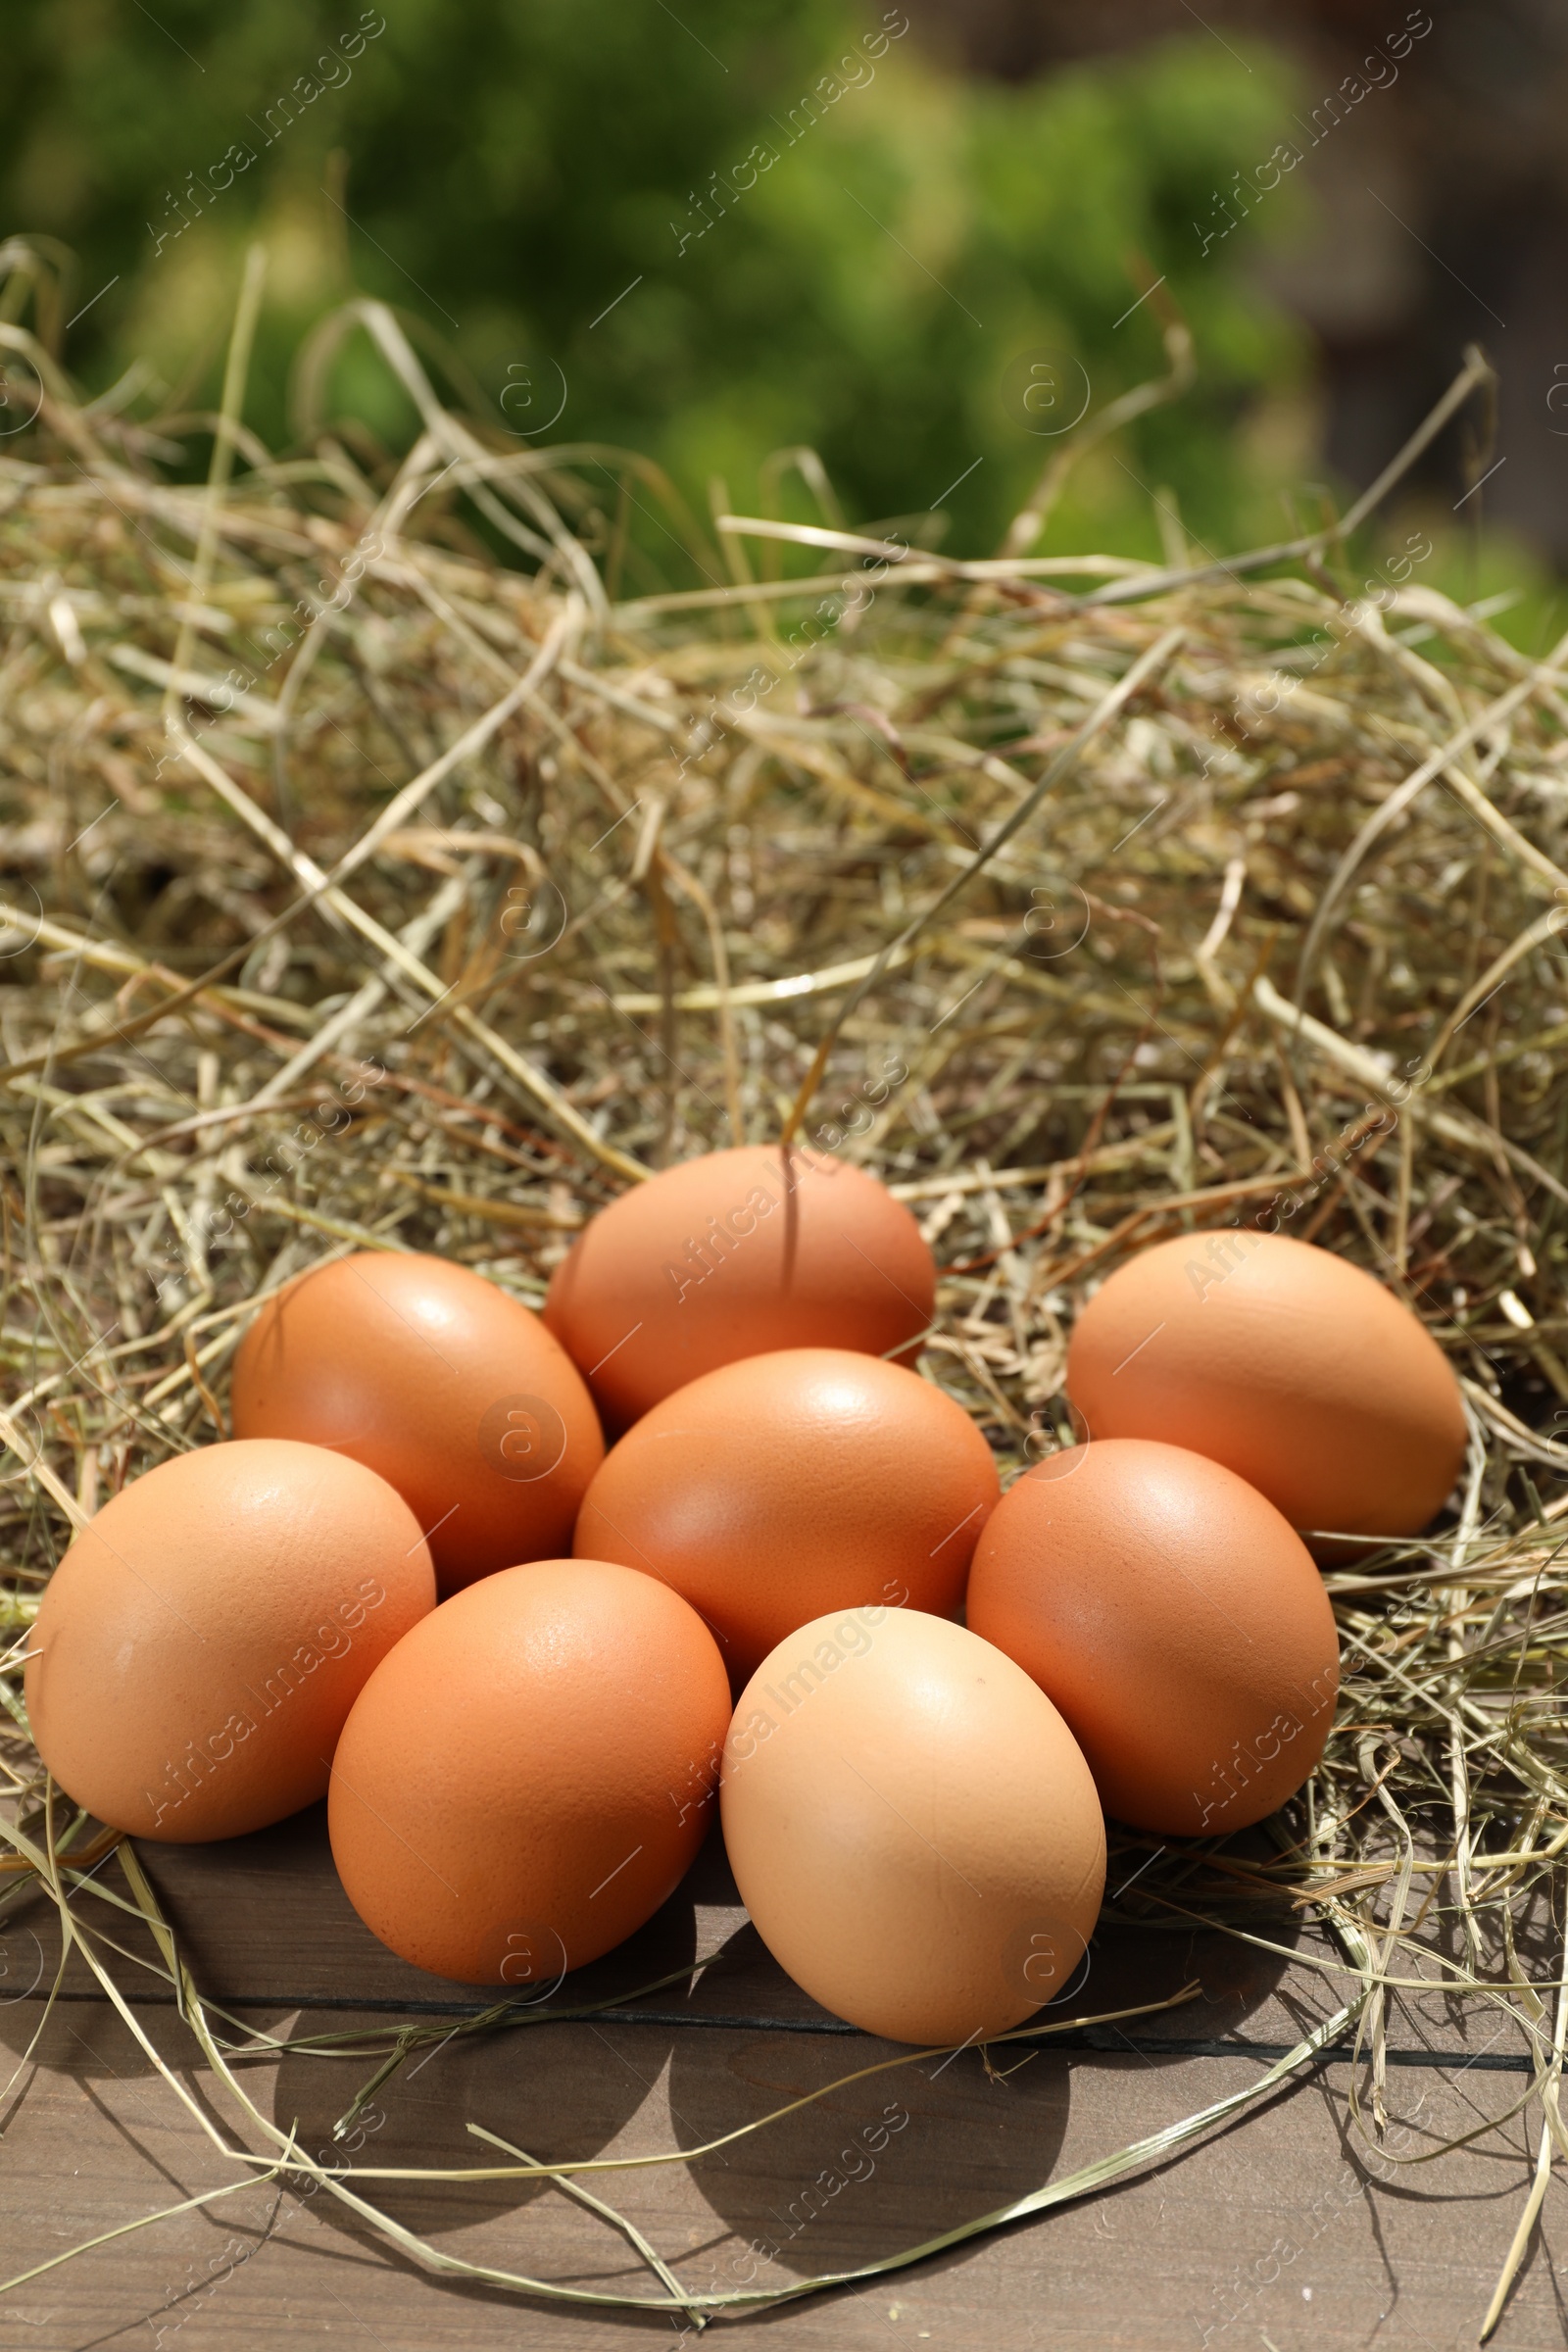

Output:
xmin=0 ymin=263 xmax=1566 ymax=2332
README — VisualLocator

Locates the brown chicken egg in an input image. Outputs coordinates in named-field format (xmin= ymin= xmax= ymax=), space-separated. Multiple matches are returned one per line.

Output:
xmin=966 ymin=1437 xmax=1340 ymax=1837
xmin=1065 ymin=1230 xmax=1466 ymax=1544
xmin=231 ymin=1251 xmax=603 ymax=1594
xmin=721 ymin=1607 xmax=1105 ymax=2044
xmin=328 ymin=1558 xmax=731 ymax=1984
xmin=572 ymin=1348 xmax=1000 ymax=1682
xmin=543 ymin=1144 xmax=934 ymax=1428
xmin=25 ymin=1440 xmax=435 ymax=1842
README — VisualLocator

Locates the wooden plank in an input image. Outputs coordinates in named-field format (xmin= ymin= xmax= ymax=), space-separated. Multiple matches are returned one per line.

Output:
xmin=26 ymin=1808 xmax=1525 ymax=2061
xmin=1 ymin=2001 xmax=1562 ymax=2348
xmin=0 ymin=1816 xmax=1557 ymax=2345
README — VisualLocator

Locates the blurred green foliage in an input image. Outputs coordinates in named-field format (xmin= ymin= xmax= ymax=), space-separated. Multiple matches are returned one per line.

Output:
xmin=5 ymin=0 xmax=1321 ymax=570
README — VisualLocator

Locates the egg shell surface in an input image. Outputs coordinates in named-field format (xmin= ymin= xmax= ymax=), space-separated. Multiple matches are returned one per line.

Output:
xmin=328 ymin=1558 xmax=731 ymax=1984
xmin=1064 ymin=1230 xmax=1465 ymax=1544
xmin=231 ymin=1250 xmax=603 ymax=1593
xmin=721 ymin=1607 xmax=1105 ymax=2044
xmin=543 ymin=1145 xmax=935 ymax=1427
xmin=573 ymin=1348 xmax=1000 ymax=1683
xmin=966 ymin=1437 xmax=1340 ymax=1837
xmin=25 ymin=1439 xmax=435 ymax=1842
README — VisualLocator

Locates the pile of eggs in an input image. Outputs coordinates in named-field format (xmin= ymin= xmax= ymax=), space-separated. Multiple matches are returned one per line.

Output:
xmin=26 ymin=1143 xmax=1467 ymax=2047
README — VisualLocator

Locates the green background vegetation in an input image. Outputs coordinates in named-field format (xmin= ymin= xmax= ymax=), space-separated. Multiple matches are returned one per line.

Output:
xmin=3 ymin=0 xmax=1546 ymax=613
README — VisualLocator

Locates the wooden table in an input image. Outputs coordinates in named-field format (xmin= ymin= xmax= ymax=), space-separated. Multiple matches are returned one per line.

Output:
xmin=2 ymin=1812 xmax=1559 ymax=2350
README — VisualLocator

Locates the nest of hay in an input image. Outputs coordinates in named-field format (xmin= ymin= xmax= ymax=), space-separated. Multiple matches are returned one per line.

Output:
xmin=2 ymin=297 xmax=1567 ymax=2328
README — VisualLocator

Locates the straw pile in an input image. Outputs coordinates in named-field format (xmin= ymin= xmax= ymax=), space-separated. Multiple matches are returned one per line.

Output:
xmin=2 ymin=275 xmax=1567 ymax=2329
